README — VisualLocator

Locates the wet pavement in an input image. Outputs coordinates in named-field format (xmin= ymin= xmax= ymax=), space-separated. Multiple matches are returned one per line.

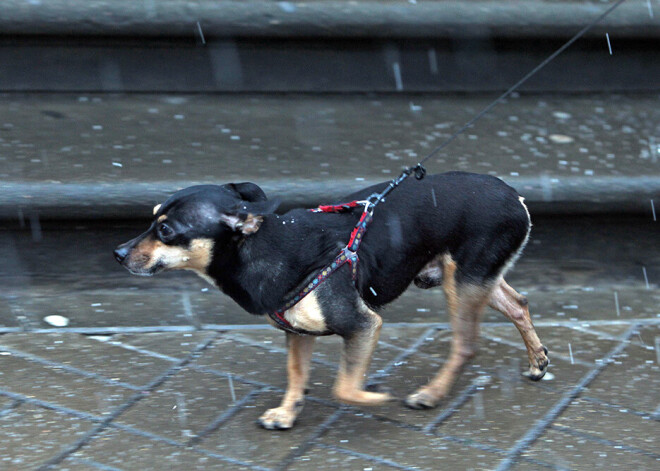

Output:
xmin=1 ymin=92 xmax=658 ymax=217
xmin=0 ymin=214 xmax=658 ymax=470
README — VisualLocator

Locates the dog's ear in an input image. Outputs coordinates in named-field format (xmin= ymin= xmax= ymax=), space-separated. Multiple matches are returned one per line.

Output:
xmin=219 ymin=213 xmax=263 ymax=235
xmin=227 ymin=182 xmax=268 ymax=203
xmin=220 ymin=197 xmax=281 ymax=236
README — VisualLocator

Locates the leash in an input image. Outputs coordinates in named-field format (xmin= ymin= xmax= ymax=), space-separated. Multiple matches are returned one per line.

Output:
xmin=268 ymin=0 xmax=628 ymax=334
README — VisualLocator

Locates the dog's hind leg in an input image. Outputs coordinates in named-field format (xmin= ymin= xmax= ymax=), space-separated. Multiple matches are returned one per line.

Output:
xmin=406 ymin=256 xmax=490 ymax=409
xmin=333 ymin=309 xmax=394 ymax=406
xmin=488 ymin=278 xmax=548 ymax=380
xmin=258 ymin=333 xmax=316 ymax=430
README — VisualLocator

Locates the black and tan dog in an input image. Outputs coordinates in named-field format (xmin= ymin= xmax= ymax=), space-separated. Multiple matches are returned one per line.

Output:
xmin=114 ymin=172 xmax=548 ymax=429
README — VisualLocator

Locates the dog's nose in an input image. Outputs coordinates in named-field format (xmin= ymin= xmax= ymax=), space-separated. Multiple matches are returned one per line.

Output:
xmin=114 ymin=246 xmax=129 ymax=263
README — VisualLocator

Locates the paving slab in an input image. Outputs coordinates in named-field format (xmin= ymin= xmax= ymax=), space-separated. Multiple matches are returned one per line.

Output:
xmin=553 ymin=398 xmax=658 ymax=455
xmin=0 ymin=355 xmax=135 ymax=417
xmin=287 ymin=445 xmax=402 ymax=471
xmin=191 ymin=334 xmax=402 ymax=403
xmin=71 ymin=428 xmax=252 ymax=470
xmin=522 ymin=428 xmax=660 ymax=470
xmin=196 ymin=389 xmax=337 ymax=467
xmin=0 ymin=333 xmax=174 ymax=388
xmin=110 ymin=331 xmax=217 ymax=360
xmin=0 ymin=324 xmax=656 ymax=469
xmin=0 ymin=403 xmax=95 ymax=470
xmin=434 ymin=376 xmax=569 ymax=450
xmin=481 ymin=325 xmax=621 ymax=365
xmin=115 ymin=366 xmax=256 ymax=443
xmin=0 ymin=397 xmax=16 ymax=410
xmin=319 ymin=412 xmax=504 ymax=470
xmin=582 ymin=325 xmax=660 ymax=414
xmin=1 ymin=93 xmax=658 ymax=218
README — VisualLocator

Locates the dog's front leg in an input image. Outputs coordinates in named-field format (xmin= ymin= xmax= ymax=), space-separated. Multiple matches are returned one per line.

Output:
xmin=258 ymin=333 xmax=315 ymax=430
xmin=333 ymin=310 xmax=393 ymax=406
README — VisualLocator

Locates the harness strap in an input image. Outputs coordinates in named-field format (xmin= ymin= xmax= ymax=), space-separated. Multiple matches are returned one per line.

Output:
xmin=268 ymin=164 xmax=425 ymax=335
xmin=269 ymin=200 xmax=371 ymax=335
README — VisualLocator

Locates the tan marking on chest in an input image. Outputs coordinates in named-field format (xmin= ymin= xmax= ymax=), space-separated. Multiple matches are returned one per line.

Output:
xmin=283 ymin=292 xmax=327 ymax=333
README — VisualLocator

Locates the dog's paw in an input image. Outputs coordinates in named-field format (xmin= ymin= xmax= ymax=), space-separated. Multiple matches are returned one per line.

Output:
xmin=334 ymin=389 xmax=394 ymax=406
xmin=404 ymin=390 xmax=438 ymax=410
xmin=257 ymin=407 xmax=297 ymax=430
xmin=522 ymin=346 xmax=549 ymax=381
xmin=365 ymin=383 xmax=394 ymax=396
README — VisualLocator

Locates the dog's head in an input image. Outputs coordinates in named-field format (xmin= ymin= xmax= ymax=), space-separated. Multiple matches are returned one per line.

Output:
xmin=113 ymin=182 xmax=278 ymax=277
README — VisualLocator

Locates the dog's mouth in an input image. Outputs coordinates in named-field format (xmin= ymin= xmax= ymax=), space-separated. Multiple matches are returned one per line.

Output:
xmin=123 ymin=260 xmax=164 ymax=277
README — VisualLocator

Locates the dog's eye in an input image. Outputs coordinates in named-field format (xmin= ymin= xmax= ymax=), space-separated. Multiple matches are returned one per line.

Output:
xmin=157 ymin=223 xmax=175 ymax=241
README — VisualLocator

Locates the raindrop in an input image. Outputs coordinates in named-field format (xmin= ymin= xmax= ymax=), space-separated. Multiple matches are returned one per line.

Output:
xmin=228 ymin=374 xmax=236 ymax=402
xmin=614 ymin=291 xmax=620 ymax=317
xmin=195 ymin=21 xmax=206 ymax=45
xmin=17 ymin=209 xmax=25 ymax=228
xmin=651 ymin=199 xmax=656 ymax=221
xmin=175 ymin=392 xmax=192 ymax=438
xmin=428 ymin=48 xmax=438 ymax=75
xmin=30 ymin=213 xmax=42 ymax=242
xmin=392 ymin=62 xmax=403 ymax=91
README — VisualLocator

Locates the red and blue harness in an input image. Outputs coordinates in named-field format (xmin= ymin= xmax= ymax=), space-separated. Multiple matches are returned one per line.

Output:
xmin=267 ymin=199 xmax=373 ymax=335
xmin=267 ymin=164 xmax=426 ymax=336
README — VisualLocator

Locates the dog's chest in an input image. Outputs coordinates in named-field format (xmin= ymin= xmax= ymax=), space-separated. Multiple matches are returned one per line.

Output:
xmin=282 ymin=292 xmax=327 ymax=333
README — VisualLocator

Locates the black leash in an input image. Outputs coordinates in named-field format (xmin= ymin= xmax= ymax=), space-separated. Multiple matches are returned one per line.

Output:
xmin=367 ymin=0 xmax=628 ymax=212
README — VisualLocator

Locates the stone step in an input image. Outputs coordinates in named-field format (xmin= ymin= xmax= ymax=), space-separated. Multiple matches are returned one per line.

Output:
xmin=0 ymin=92 xmax=658 ymax=219
xmin=2 ymin=0 xmax=657 ymax=39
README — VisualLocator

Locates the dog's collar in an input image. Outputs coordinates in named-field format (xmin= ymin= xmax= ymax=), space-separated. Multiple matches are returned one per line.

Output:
xmin=268 ymin=200 xmax=373 ymax=336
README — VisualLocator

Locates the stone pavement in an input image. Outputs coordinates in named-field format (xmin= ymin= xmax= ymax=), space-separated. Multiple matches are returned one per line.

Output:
xmin=0 ymin=321 xmax=658 ymax=470
xmin=0 ymin=215 xmax=658 ymax=470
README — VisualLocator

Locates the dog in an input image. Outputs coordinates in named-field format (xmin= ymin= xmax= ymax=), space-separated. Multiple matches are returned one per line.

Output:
xmin=114 ymin=171 xmax=549 ymax=429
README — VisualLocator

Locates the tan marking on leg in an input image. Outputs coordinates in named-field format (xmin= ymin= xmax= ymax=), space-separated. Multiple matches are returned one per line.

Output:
xmin=489 ymin=278 xmax=548 ymax=380
xmin=406 ymin=256 xmax=490 ymax=409
xmin=333 ymin=309 xmax=393 ymax=406
xmin=259 ymin=334 xmax=316 ymax=430
xmin=152 ymin=204 xmax=161 ymax=215
xmin=283 ymin=292 xmax=327 ymax=333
